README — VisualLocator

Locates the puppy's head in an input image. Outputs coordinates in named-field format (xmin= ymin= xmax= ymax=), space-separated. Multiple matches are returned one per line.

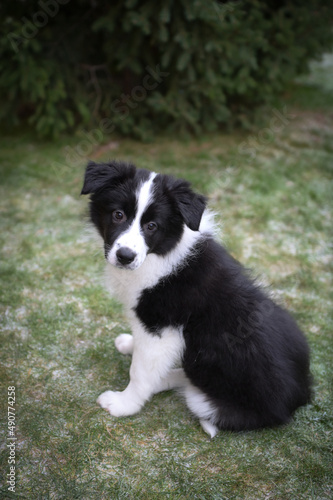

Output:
xmin=81 ymin=161 xmax=206 ymax=270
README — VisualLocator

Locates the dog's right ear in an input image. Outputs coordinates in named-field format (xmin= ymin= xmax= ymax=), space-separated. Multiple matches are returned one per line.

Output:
xmin=81 ymin=160 xmax=135 ymax=195
xmin=81 ymin=161 xmax=113 ymax=195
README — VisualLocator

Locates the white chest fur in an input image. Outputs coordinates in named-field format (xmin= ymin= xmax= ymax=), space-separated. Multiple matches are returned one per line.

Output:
xmin=104 ymin=219 xmax=209 ymax=310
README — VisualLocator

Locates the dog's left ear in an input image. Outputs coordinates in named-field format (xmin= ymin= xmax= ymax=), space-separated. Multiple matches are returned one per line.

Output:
xmin=172 ymin=180 xmax=207 ymax=231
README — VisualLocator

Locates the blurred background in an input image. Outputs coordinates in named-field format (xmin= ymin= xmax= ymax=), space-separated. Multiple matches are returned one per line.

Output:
xmin=1 ymin=0 xmax=332 ymax=140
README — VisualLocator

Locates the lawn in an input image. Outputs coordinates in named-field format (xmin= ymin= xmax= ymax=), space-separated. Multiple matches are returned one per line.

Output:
xmin=0 ymin=56 xmax=332 ymax=499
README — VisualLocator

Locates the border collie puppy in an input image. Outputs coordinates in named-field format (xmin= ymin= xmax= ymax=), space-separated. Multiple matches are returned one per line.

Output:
xmin=81 ymin=160 xmax=312 ymax=438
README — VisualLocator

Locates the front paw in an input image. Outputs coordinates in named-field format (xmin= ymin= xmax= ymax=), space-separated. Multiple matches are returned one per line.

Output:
xmin=97 ymin=390 xmax=141 ymax=417
xmin=115 ymin=334 xmax=134 ymax=355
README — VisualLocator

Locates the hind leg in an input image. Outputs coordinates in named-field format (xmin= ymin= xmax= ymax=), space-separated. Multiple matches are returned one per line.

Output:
xmin=157 ymin=368 xmax=219 ymax=438
xmin=183 ymin=383 xmax=219 ymax=438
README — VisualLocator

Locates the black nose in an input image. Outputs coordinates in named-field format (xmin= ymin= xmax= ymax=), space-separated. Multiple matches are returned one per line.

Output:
xmin=116 ymin=247 xmax=136 ymax=266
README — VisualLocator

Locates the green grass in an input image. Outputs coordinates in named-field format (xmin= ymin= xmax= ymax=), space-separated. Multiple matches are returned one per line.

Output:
xmin=1 ymin=55 xmax=333 ymax=499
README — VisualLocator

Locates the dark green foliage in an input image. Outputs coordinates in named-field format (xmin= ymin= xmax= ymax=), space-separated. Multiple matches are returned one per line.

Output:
xmin=1 ymin=0 xmax=332 ymax=138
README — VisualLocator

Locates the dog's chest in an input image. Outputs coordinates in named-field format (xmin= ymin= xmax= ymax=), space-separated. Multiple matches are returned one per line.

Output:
xmin=104 ymin=255 xmax=166 ymax=310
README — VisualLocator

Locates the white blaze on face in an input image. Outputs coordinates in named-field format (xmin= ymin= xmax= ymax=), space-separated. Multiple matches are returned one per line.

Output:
xmin=107 ymin=173 xmax=157 ymax=269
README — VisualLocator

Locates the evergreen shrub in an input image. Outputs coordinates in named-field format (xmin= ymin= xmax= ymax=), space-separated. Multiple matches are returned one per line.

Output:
xmin=1 ymin=0 xmax=332 ymax=139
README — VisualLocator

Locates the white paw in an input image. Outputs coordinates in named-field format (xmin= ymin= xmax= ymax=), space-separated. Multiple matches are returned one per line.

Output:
xmin=115 ymin=334 xmax=134 ymax=355
xmin=97 ymin=390 xmax=141 ymax=417
xmin=200 ymin=419 xmax=219 ymax=438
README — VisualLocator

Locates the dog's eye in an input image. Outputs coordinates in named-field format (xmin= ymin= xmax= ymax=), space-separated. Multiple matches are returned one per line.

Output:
xmin=145 ymin=222 xmax=158 ymax=232
xmin=112 ymin=210 xmax=127 ymax=223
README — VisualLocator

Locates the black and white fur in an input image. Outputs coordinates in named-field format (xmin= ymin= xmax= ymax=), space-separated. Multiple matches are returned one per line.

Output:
xmin=81 ymin=160 xmax=312 ymax=438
